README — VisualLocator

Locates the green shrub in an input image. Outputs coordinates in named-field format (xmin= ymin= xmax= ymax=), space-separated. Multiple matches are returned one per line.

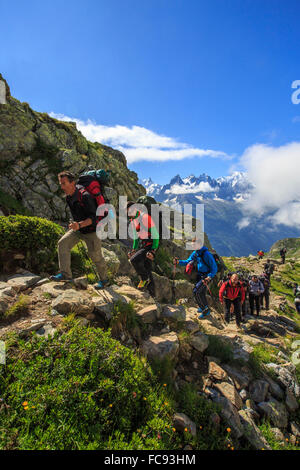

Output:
xmin=206 ymin=335 xmax=234 ymax=363
xmin=0 ymin=215 xmax=64 ymax=273
xmin=0 ymin=322 xmax=181 ymax=450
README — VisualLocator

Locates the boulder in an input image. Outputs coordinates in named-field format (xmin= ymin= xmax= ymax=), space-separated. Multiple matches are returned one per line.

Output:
xmin=141 ymin=332 xmax=179 ymax=361
xmin=262 ymin=374 xmax=284 ymax=401
xmin=52 ymin=290 xmax=94 ymax=316
xmin=136 ymin=304 xmax=159 ymax=324
xmin=266 ymin=363 xmax=300 ymax=397
xmin=271 ymin=427 xmax=285 ymax=442
xmin=7 ymin=272 xmax=41 ymax=292
xmin=36 ymin=323 xmax=57 ymax=338
xmin=222 ymin=365 xmax=251 ymax=390
xmin=112 ymin=285 xmax=154 ymax=307
xmin=92 ymin=287 xmax=129 ymax=321
xmin=208 ymin=362 xmax=228 ymax=381
xmin=212 ymin=395 xmax=244 ymax=438
xmin=290 ymin=421 xmax=300 ymax=437
xmin=249 ymin=380 xmax=269 ymax=403
xmin=257 ymin=399 xmax=289 ymax=429
xmin=40 ymin=281 xmax=73 ymax=298
xmin=152 ymin=272 xmax=173 ymax=304
xmin=238 ymin=410 xmax=271 ymax=450
xmin=285 ymin=389 xmax=299 ymax=413
xmin=73 ymin=276 xmax=88 ymax=290
xmin=213 ymin=382 xmax=243 ymax=410
xmin=174 ymin=280 xmax=194 ymax=302
xmin=162 ymin=305 xmax=186 ymax=322
xmin=189 ymin=332 xmax=209 ymax=353
xmin=173 ymin=413 xmax=196 ymax=437
xmin=102 ymin=248 xmax=121 ymax=276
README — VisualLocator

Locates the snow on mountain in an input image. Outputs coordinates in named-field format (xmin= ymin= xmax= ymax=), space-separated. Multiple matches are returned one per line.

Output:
xmin=141 ymin=172 xmax=300 ymax=256
xmin=142 ymin=171 xmax=253 ymax=203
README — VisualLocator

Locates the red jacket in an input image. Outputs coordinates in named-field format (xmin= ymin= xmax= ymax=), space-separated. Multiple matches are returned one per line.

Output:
xmin=219 ymin=280 xmax=245 ymax=303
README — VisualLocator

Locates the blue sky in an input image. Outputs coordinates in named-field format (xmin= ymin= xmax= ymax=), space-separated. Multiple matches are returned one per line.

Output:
xmin=1 ymin=0 xmax=300 ymax=184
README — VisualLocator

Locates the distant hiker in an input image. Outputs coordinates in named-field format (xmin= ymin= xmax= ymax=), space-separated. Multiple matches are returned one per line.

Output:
xmin=293 ymin=283 xmax=300 ymax=314
xmin=264 ymin=259 xmax=275 ymax=281
xmin=257 ymin=250 xmax=265 ymax=260
xmin=127 ymin=201 xmax=159 ymax=296
xmin=51 ymin=171 xmax=108 ymax=288
xmin=173 ymin=239 xmax=218 ymax=319
xmin=218 ymin=271 xmax=232 ymax=288
xmin=259 ymin=273 xmax=270 ymax=311
xmin=280 ymin=247 xmax=287 ymax=264
xmin=240 ymin=276 xmax=249 ymax=320
xmin=249 ymin=274 xmax=264 ymax=317
xmin=219 ymin=273 xmax=245 ymax=328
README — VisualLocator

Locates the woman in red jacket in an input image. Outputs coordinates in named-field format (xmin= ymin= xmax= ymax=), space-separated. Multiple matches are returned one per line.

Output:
xmin=219 ymin=273 xmax=245 ymax=328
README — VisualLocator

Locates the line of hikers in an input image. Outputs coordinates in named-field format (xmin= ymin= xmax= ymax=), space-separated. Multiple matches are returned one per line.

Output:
xmin=50 ymin=170 xmax=297 ymax=325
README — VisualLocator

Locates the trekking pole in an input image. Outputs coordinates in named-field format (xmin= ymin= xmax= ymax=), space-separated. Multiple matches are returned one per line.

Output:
xmin=171 ymin=259 xmax=177 ymax=303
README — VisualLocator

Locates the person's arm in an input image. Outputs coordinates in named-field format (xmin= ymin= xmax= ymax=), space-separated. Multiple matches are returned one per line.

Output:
xmin=149 ymin=225 xmax=159 ymax=250
xmin=131 ymin=222 xmax=139 ymax=250
xmin=178 ymin=252 xmax=195 ymax=266
xmin=219 ymin=282 xmax=225 ymax=303
xmin=203 ymin=251 xmax=218 ymax=279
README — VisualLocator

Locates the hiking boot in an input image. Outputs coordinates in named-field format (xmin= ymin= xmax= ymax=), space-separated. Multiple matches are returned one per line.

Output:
xmin=94 ymin=279 xmax=110 ymax=290
xmin=137 ymin=279 xmax=150 ymax=289
xmin=50 ymin=272 xmax=71 ymax=282
xmin=198 ymin=308 xmax=210 ymax=319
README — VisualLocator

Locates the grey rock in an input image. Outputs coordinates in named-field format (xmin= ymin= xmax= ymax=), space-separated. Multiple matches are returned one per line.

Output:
xmin=285 ymin=389 xmax=299 ymax=413
xmin=238 ymin=410 xmax=271 ymax=450
xmin=271 ymin=427 xmax=285 ymax=442
xmin=141 ymin=332 xmax=179 ymax=361
xmin=262 ymin=374 xmax=284 ymax=400
xmin=249 ymin=380 xmax=269 ymax=403
xmin=257 ymin=399 xmax=289 ymax=429
xmin=222 ymin=364 xmax=251 ymax=390
xmin=189 ymin=332 xmax=209 ymax=353
xmin=214 ymin=382 xmax=243 ymax=410
xmin=173 ymin=413 xmax=196 ymax=437
xmin=212 ymin=395 xmax=244 ymax=438
xmin=52 ymin=289 xmax=94 ymax=316
xmin=36 ymin=323 xmax=56 ymax=338
xmin=137 ymin=304 xmax=159 ymax=324
xmin=162 ymin=305 xmax=186 ymax=322
xmin=7 ymin=272 xmax=41 ymax=292
xmin=290 ymin=421 xmax=300 ymax=437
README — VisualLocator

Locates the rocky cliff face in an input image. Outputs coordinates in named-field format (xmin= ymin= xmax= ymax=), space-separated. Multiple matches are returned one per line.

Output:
xmin=0 ymin=73 xmax=145 ymax=222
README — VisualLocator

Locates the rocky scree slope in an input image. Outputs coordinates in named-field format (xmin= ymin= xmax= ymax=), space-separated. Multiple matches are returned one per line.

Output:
xmin=0 ymin=249 xmax=299 ymax=450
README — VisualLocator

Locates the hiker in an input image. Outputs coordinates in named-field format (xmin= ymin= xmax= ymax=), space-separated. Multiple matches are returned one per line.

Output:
xmin=219 ymin=273 xmax=245 ymax=327
xmin=127 ymin=201 xmax=159 ymax=296
xmin=280 ymin=247 xmax=287 ymax=264
xmin=259 ymin=273 xmax=270 ymax=310
xmin=249 ymin=274 xmax=264 ymax=317
xmin=240 ymin=276 xmax=249 ymax=320
xmin=257 ymin=250 xmax=265 ymax=260
xmin=51 ymin=171 xmax=108 ymax=289
xmin=173 ymin=239 xmax=218 ymax=319
xmin=264 ymin=259 xmax=275 ymax=281
xmin=293 ymin=283 xmax=300 ymax=314
xmin=218 ymin=271 xmax=232 ymax=288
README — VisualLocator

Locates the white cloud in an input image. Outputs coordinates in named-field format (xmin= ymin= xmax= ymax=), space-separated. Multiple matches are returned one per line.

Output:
xmin=50 ymin=112 xmax=230 ymax=163
xmin=239 ymin=142 xmax=300 ymax=228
